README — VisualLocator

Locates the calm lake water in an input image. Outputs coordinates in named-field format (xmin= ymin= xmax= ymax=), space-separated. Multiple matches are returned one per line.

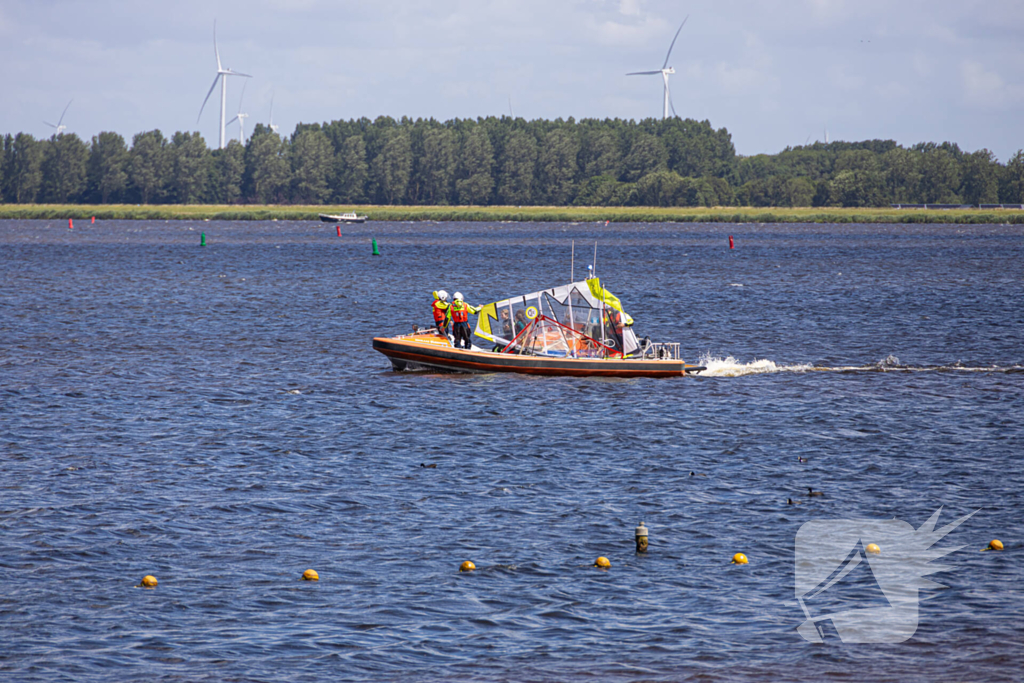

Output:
xmin=1 ymin=219 xmax=1022 ymax=682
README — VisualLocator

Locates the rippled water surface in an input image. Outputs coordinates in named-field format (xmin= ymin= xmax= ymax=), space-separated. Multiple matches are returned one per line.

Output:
xmin=2 ymin=219 xmax=1023 ymax=682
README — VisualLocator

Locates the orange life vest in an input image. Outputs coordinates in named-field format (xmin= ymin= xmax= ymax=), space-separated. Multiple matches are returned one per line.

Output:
xmin=451 ymin=301 xmax=469 ymax=323
xmin=432 ymin=300 xmax=450 ymax=322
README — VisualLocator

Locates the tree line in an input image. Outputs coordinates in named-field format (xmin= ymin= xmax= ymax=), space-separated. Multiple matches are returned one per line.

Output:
xmin=2 ymin=116 xmax=1022 ymax=207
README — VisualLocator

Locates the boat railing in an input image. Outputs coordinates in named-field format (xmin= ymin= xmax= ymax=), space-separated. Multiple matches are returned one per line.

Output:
xmin=639 ymin=341 xmax=681 ymax=360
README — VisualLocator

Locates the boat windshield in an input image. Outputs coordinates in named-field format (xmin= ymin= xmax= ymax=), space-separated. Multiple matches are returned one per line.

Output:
xmin=474 ymin=278 xmax=640 ymax=357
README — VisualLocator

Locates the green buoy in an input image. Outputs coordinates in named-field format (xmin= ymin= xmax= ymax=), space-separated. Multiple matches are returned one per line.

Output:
xmin=200 ymin=232 xmax=206 ymax=247
xmin=372 ymin=238 xmax=380 ymax=256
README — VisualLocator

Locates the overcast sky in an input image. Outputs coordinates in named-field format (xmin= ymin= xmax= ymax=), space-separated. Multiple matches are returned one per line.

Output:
xmin=2 ymin=0 xmax=1022 ymax=160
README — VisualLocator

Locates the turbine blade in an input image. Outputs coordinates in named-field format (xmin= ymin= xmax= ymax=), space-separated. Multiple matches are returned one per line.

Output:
xmin=198 ymin=74 xmax=221 ymax=124
xmin=237 ymin=80 xmax=248 ymax=112
xmin=57 ymin=99 xmax=73 ymax=127
xmin=269 ymin=93 xmax=275 ymax=123
xmin=626 ymin=70 xmax=662 ymax=75
xmin=214 ymin=20 xmax=222 ymax=71
xmin=43 ymin=121 xmax=57 ymax=128
xmin=670 ymin=96 xmax=677 ymax=118
xmin=662 ymin=15 xmax=689 ymax=69
xmin=224 ymin=70 xmax=252 ymax=78
xmin=227 ymin=115 xmax=239 ymax=124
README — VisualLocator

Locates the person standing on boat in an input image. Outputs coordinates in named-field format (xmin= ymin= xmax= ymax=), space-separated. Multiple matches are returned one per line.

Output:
xmin=450 ymin=292 xmax=481 ymax=349
xmin=432 ymin=290 xmax=452 ymax=337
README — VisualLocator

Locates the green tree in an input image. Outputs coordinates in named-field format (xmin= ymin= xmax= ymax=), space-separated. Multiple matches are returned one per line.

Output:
xmin=827 ymin=169 xmax=886 ymax=207
xmin=881 ymin=148 xmax=920 ymax=203
xmin=959 ymin=149 xmax=999 ymax=205
xmin=834 ymin=149 xmax=881 ymax=174
xmin=538 ymin=129 xmax=580 ymax=205
xmin=1000 ymin=150 xmax=1024 ymax=203
xmin=290 ymin=128 xmax=333 ymax=204
xmin=662 ymin=118 xmax=737 ymax=179
xmin=636 ymin=170 xmax=686 ymax=206
xmin=167 ymin=132 xmax=209 ymax=204
xmin=580 ymin=130 xmax=620 ymax=178
xmin=783 ymin=177 xmax=814 ymax=207
xmin=455 ymin=127 xmax=494 ymax=205
xmin=418 ymin=127 xmax=457 ymax=204
xmin=210 ymin=140 xmax=246 ymax=203
xmin=918 ymin=148 xmax=961 ymax=203
xmin=4 ymin=133 xmax=44 ymax=203
xmin=243 ymin=125 xmax=289 ymax=203
xmin=574 ymin=174 xmax=625 ymax=206
xmin=128 ymin=130 xmax=167 ymax=204
xmin=371 ymin=129 xmax=412 ymax=204
xmin=40 ymin=133 xmax=89 ymax=203
xmin=86 ymin=132 xmax=129 ymax=203
xmin=621 ymin=133 xmax=667 ymax=182
xmin=497 ymin=130 xmax=537 ymax=205
xmin=335 ymin=135 xmax=369 ymax=203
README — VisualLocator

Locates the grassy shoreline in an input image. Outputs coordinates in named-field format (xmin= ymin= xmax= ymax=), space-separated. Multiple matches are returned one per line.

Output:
xmin=1 ymin=203 xmax=1022 ymax=224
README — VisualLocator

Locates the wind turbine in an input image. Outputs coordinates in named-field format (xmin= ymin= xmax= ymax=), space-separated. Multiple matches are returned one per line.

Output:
xmin=197 ymin=21 xmax=251 ymax=149
xmin=627 ymin=16 xmax=688 ymax=120
xmin=43 ymin=100 xmax=73 ymax=136
xmin=268 ymin=93 xmax=279 ymax=134
xmin=227 ymin=81 xmax=250 ymax=144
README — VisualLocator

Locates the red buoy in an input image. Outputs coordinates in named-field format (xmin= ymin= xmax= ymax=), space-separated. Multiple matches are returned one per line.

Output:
xmin=91 ymin=216 xmax=95 ymax=224
xmin=336 ymin=225 xmax=341 ymax=237
xmin=69 ymin=218 xmax=73 ymax=230
xmin=729 ymin=235 xmax=734 ymax=249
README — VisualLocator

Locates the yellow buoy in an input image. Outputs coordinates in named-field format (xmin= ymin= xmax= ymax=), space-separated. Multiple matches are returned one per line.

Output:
xmin=594 ymin=556 xmax=611 ymax=569
xmin=140 ymin=575 xmax=158 ymax=588
xmin=459 ymin=561 xmax=476 ymax=572
xmin=731 ymin=553 xmax=748 ymax=565
xmin=866 ymin=543 xmax=881 ymax=555
xmin=302 ymin=569 xmax=319 ymax=581
xmin=981 ymin=539 xmax=1004 ymax=552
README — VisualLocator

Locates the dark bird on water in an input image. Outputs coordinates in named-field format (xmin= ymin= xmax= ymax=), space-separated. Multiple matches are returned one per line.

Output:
xmin=420 ymin=463 xmax=437 ymax=469
xmin=797 ymin=456 xmax=808 ymax=463
xmin=807 ymin=487 xmax=824 ymax=497
xmin=787 ymin=498 xmax=802 ymax=505
xmin=689 ymin=471 xmax=707 ymax=477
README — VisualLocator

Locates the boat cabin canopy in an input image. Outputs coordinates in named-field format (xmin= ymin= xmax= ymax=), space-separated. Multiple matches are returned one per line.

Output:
xmin=474 ymin=277 xmax=641 ymax=358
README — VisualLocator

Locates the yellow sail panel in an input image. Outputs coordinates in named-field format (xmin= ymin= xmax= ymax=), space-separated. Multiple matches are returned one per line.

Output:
xmin=475 ymin=302 xmax=499 ymax=342
xmin=587 ymin=278 xmax=634 ymax=326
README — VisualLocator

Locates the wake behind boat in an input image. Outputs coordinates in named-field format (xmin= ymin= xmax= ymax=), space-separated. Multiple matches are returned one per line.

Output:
xmin=373 ymin=277 xmax=705 ymax=378
xmin=319 ymin=212 xmax=368 ymax=223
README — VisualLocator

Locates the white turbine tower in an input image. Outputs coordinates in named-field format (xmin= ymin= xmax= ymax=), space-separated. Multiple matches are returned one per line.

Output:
xmin=227 ymin=81 xmax=250 ymax=144
xmin=43 ymin=100 xmax=73 ymax=136
xmin=627 ymin=16 xmax=688 ymax=120
xmin=197 ymin=21 xmax=251 ymax=149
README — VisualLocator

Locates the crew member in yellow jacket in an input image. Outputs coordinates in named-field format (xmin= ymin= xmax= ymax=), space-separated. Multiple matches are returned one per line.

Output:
xmin=449 ymin=292 xmax=481 ymax=349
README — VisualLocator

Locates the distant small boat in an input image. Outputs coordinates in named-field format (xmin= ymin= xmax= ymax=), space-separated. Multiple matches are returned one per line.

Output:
xmin=319 ymin=212 xmax=368 ymax=223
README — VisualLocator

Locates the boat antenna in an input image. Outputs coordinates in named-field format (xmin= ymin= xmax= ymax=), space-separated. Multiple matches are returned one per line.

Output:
xmin=593 ymin=242 xmax=598 ymax=278
xmin=570 ymin=240 xmax=575 ymax=283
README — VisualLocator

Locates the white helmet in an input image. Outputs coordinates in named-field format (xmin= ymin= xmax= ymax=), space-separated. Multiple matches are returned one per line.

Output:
xmin=437 ymin=289 xmax=449 ymax=301
xmin=453 ymin=292 xmax=464 ymax=302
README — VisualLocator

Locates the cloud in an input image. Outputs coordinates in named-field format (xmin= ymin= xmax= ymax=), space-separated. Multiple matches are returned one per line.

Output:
xmin=619 ymin=0 xmax=641 ymax=16
xmin=715 ymin=63 xmax=768 ymax=94
xmin=960 ymin=59 xmax=1024 ymax=107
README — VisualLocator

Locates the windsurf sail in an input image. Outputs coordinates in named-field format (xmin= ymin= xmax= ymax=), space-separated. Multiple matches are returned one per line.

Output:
xmin=474 ymin=278 xmax=640 ymax=357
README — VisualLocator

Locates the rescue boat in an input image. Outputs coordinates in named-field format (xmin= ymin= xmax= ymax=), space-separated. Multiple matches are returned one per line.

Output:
xmin=373 ymin=277 xmax=705 ymax=378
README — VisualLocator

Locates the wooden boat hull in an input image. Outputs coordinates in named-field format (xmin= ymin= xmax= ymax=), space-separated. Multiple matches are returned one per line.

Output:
xmin=372 ymin=335 xmax=704 ymax=378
